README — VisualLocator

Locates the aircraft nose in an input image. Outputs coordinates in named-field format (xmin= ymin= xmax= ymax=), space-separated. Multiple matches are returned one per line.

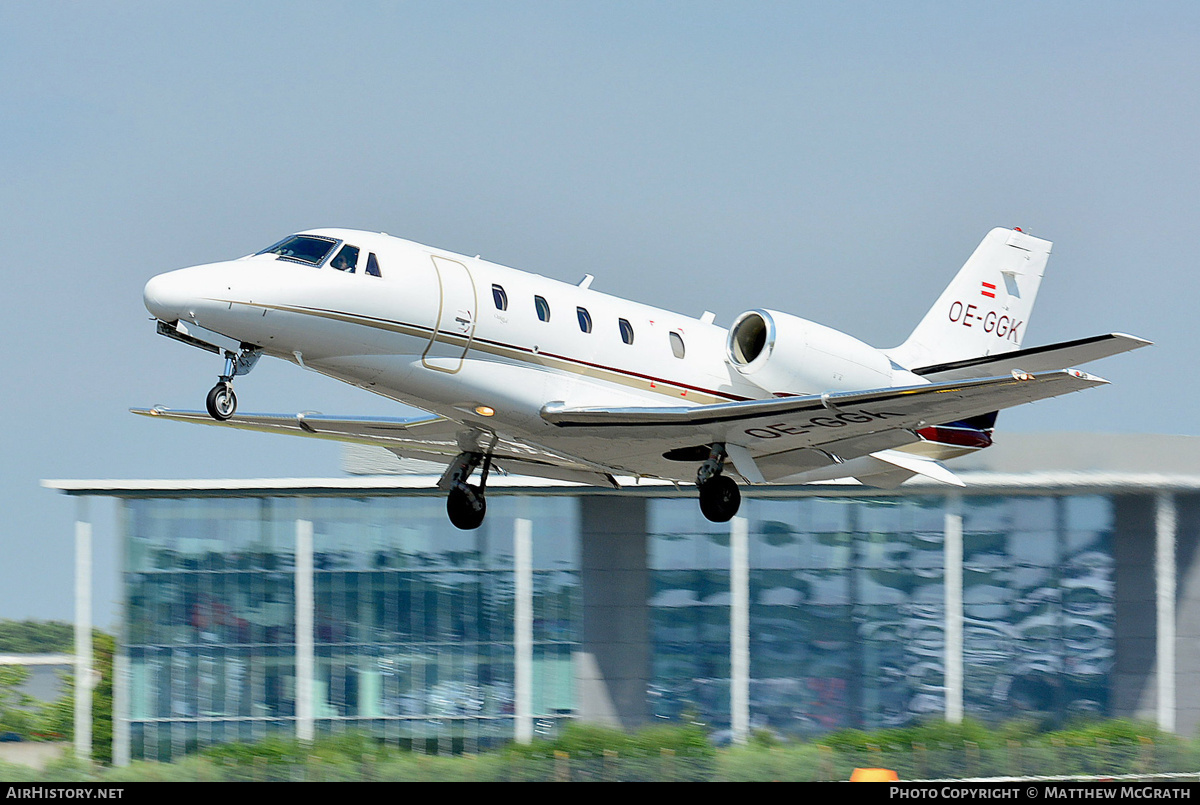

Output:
xmin=143 ymin=270 xmax=192 ymax=322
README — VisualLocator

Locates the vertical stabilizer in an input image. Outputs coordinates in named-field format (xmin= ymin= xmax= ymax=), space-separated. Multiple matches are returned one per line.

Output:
xmin=886 ymin=228 xmax=1051 ymax=371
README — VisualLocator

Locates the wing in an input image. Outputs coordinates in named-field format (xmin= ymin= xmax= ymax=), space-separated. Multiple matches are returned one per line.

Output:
xmin=134 ymin=369 xmax=1107 ymax=490
xmin=540 ymin=369 xmax=1108 ymax=483
xmin=130 ymin=407 xmax=620 ymax=487
xmin=911 ymin=333 xmax=1150 ymax=381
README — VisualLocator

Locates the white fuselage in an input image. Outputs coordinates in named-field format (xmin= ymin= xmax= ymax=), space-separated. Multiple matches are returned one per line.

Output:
xmin=143 ymin=227 xmax=932 ymax=480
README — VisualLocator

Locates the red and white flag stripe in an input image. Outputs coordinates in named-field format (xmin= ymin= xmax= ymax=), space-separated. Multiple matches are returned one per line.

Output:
xmin=981 ymin=281 xmax=996 ymax=299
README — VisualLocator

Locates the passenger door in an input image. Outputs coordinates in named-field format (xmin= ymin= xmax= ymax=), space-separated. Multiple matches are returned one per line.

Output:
xmin=421 ymin=255 xmax=477 ymax=373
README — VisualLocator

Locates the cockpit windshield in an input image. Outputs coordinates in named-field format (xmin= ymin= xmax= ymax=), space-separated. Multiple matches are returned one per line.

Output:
xmin=257 ymin=234 xmax=339 ymax=266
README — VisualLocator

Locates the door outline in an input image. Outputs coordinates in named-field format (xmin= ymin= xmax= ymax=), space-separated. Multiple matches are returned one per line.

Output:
xmin=422 ymin=255 xmax=478 ymax=373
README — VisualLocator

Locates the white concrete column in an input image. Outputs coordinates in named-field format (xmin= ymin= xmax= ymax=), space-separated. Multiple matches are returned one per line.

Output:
xmin=295 ymin=519 xmax=315 ymax=743
xmin=943 ymin=494 xmax=963 ymax=724
xmin=514 ymin=518 xmax=533 ymax=744
xmin=74 ymin=498 xmax=93 ymax=762
xmin=731 ymin=516 xmax=750 ymax=744
xmin=1156 ymin=492 xmax=1177 ymax=733
xmin=113 ymin=500 xmax=129 ymax=767
xmin=112 ymin=649 xmax=128 ymax=767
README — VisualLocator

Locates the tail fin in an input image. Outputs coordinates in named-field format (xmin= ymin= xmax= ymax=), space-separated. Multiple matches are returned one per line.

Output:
xmin=886 ymin=228 xmax=1051 ymax=371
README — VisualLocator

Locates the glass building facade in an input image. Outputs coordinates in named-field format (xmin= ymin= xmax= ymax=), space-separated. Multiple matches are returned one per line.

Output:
xmin=115 ymin=487 xmax=1116 ymax=760
xmin=647 ymin=494 xmax=1114 ymax=737
xmin=122 ymin=494 xmax=578 ymax=758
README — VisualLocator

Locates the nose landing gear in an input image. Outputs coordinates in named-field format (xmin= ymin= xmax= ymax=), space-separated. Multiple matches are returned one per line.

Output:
xmin=205 ymin=347 xmax=262 ymax=421
xmin=697 ymin=443 xmax=742 ymax=523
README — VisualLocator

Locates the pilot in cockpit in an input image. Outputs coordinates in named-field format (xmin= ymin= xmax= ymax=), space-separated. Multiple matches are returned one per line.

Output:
xmin=330 ymin=246 xmax=359 ymax=272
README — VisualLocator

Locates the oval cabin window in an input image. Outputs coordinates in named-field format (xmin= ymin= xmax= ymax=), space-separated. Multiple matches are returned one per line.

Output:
xmin=669 ymin=331 xmax=685 ymax=359
xmin=619 ymin=318 xmax=634 ymax=345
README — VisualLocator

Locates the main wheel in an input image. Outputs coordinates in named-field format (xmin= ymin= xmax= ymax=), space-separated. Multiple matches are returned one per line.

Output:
xmin=698 ymin=475 xmax=741 ymax=523
xmin=447 ymin=483 xmax=487 ymax=530
xmin=206 ymin=382 xmax=237 ymax=421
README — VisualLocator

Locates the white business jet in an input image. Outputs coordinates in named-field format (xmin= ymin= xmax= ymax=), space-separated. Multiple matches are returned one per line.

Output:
xmin=137 ymin=227 xmax=1148 ymax=529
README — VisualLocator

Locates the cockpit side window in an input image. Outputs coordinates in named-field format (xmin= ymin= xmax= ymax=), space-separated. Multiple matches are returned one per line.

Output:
xmin=330 ymin=245 xmax=360 ymax=272
xmin=365 ymin=252 xmax=382 ymax=277
xmin=257 ymin=234 xmax=339 ymax=266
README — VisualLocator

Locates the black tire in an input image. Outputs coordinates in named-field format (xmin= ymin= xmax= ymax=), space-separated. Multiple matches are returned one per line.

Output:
xmin=698 ymin=475 xmax=741 ymax=523
xmin=447 ymin=483 xmax=487 ymax=530
xmin=206 ymin=383 xmax=237 ymax=421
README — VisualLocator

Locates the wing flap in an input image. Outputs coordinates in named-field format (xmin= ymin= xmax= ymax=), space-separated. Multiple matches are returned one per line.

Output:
xmin=752 ymin=428 xmax=919 ymax=482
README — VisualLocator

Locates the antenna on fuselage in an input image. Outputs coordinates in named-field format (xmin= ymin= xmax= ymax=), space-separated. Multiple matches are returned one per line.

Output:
xmin=577 ymin=274 xmax=595 ymax=289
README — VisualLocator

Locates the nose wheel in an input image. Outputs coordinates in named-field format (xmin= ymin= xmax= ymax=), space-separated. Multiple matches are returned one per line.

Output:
xmin=203 ymin=347 xmax=261 ymax=421
xmin=697 ymin=443 xmax=742 ymax=523
xmin=206 ymin=382 xmax=237 ymax=421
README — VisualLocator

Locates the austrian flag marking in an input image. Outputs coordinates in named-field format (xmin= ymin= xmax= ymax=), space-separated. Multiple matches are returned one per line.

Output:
xmin=981 ymin=281 xmax=997 ymax=299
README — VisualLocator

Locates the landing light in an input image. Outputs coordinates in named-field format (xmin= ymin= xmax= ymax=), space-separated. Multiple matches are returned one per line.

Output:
xmin=474 ymin=405 xmax=496 ymax=417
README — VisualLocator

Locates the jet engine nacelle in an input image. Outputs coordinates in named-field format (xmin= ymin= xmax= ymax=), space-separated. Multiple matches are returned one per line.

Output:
xmin=726 ymin=309 xmax=894 ymax=395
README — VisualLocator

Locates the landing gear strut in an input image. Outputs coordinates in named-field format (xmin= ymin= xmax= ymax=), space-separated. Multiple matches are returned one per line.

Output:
xmin=697 ymin=443 xmax=741 ymax=523
xmin=205 ymin=347 xmax=261 ymax=421
xmin=442 ymin=451 xmax=493 ymax=530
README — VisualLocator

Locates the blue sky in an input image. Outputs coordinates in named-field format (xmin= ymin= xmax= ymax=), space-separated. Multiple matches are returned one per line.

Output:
xmin=1 ymin=2 xmax=1194 ymax=626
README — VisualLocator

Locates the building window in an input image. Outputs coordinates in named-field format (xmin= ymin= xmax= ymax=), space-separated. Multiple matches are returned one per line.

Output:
xmin=535 ymin=295 xmax=551 ymax=322
xmin=619 ymin=318 xmax=634 ymax=345
xmin=577 ymin=307 xmax=592 ymax=333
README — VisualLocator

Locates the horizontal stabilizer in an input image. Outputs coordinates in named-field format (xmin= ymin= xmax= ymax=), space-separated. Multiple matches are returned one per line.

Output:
xmin=912 ymin=333 xmax=1151 ymax=381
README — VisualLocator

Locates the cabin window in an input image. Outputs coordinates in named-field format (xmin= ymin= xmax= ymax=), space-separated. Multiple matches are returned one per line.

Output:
xmin=618 ymin=318 xmax=634 ymax=345
xmin=492 ymin=284 xmax=508 ymax=311
xmin=257 ymin=234 xmax=338 ymax=266
xmin=535 ymin=295 xmax=551 ymax=322
xmin=669 ymin=331 xmax=686 ymax=359
xmin=330 ymin=245 xmax=359 ymax=272
xmin=577 ymin=307 xmax=592 ymax=333
xmin=365 ymin=252 xmax=382 ymax=277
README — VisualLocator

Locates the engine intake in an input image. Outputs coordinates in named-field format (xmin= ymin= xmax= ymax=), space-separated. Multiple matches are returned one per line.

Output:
xmin=726 ymin=309 xmax=894 ymax=395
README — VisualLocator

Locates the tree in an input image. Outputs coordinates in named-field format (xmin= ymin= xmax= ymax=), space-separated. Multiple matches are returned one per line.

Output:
xmin=0 ymin=619 xmax=74 ymax=654
xmin=34 ymin=631 xmax=114 ymax=764
xmin=0 ymin=665 xmax=37 ymax=735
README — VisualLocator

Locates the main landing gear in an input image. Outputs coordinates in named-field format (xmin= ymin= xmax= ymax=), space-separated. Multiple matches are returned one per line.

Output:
xmin=204 ymin=347 xmax=262 ymax=421
xmin=697 ymin=443 xmax=742 ymax=523
xmin=442 ymin=451 xmax=493 ymax=530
